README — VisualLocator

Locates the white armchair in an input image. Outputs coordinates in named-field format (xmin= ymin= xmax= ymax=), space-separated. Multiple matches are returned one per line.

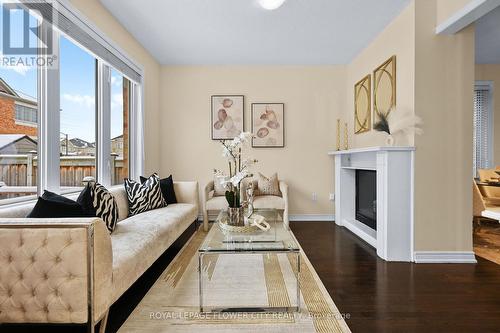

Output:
xmin=202 ymin=180 xmax=289 ymax=231
xmin=202 ymin=180 xmax=228 ymax=231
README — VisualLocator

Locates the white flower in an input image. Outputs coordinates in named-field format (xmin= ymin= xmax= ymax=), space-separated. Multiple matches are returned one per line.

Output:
xmin=242 ymin=158 xmax=258 ymax=169
xmin=231 ymin=136 xmax=242 ymax=148
xmin=229 ymin=170 xmax=249 ymax=187
xmin=239 ymin=132 xmax=253 ymax=144
xmin=222 ymin=146 xmax=235 ymax=161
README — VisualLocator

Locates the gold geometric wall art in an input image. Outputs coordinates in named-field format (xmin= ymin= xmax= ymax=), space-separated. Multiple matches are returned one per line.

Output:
xmin=354 ymin=74 xmax=371 ymax=134
xmin=373 ymin=55 xmax=396 ymax=121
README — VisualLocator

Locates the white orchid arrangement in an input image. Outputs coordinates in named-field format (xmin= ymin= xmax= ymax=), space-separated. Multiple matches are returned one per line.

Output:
xmin=214 ymin=132 xmax=258 ymax=208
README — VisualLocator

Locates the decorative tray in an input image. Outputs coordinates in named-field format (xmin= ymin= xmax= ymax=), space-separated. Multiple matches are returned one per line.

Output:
xmin=218 ymin=215 xmax=264 ymax=234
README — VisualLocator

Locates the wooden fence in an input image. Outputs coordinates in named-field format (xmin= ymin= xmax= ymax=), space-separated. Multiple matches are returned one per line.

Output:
xmin=0 ymin=154 xmax=125 ymax=199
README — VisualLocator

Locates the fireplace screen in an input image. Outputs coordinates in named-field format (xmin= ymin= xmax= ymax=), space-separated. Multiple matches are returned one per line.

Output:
xmin=355 ymin=170 xmax=377 ymax=230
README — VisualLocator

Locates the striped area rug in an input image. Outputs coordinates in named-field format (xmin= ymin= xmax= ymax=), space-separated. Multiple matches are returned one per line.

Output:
xmin=118 ymin=227 xmax=351 ymax=333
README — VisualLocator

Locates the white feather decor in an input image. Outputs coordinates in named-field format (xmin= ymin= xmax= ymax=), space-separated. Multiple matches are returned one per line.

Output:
xmin=387 ymin=108 xmax=423 ymax=137
xmin=373 ymin=108 xmax=423 ymax=135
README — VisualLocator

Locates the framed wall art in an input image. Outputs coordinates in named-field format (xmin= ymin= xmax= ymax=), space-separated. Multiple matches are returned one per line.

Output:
xmin=373 ymin=55 xmax=396 ymax=121
xmin=251 ymin=103 xmax=284 ymax=148
xmin=211 ymin=95 xmax=244 ymax=140
xmin=354 ymin=74 xmax=371 ymax=134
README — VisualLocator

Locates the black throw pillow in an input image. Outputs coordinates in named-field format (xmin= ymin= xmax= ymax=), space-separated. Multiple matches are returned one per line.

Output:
xmin=27 ymin=191 xmax=86 ymax=218
xmin=77 ymin=183 xmax=97 ymax=217
xmin=140 ymin=174 xmax=177 ymax=204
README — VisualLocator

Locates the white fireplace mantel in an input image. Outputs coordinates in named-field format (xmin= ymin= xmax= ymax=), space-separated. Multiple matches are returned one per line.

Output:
xmin=329 ymin=146 xmax=415 ymax=262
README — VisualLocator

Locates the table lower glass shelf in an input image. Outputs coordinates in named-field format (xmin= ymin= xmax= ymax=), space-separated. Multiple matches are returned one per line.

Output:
xmin=198 ymin=251 xmax=300 ymax=313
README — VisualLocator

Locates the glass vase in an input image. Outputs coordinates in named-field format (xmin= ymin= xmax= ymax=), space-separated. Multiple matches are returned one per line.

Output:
xmin=228 ymin=206 xmax=244 ymax=226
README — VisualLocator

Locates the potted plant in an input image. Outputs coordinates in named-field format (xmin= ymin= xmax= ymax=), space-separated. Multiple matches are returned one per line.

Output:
xmin=215 ymin=132 xmax=257 ymax=225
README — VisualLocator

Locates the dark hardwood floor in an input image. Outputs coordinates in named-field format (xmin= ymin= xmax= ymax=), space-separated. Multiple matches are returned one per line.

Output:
xmin=292 ymin=221 xmax=500 ymax=333
xmin=3 ymin=221 xmax=500 ymax=333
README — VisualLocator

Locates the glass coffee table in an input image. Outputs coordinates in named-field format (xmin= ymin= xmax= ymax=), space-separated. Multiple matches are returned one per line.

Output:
xmin=198 ymin=208 xmax=300 ymax=313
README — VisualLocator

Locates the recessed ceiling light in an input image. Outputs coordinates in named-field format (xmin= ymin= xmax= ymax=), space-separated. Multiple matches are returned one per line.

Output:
xmin=258 ymin=0 xmax=286 ymax=10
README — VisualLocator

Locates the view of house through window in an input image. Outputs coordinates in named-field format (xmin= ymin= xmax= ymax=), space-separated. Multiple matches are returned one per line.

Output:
xmin=111 ymin=69 xmax=130 ymax=185
xmin=0 ymin=6 xmax=38 ymax=202
xmin=59 ymin=35 xmax=97 ymax=193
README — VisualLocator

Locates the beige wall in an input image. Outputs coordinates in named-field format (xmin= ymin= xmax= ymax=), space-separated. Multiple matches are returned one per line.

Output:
xmin=436 ymin=0 xmax=472 ymax=26
xmin=70 ymin=0 xmax=476 ymax=253
xmin=343 ymin=0 xmax=475 ymax=253
xmin=345 ymin=2 xmax=415 ymax=148
xmin=69 ymin=0 xmax=161 ymax=174
xmin=160 ymin=66 xmax=346 ymax=215
xmin=414 ymin=1 xmax=474 ymax=251
xmin=476 ymin=64 xmax=500 ymax=166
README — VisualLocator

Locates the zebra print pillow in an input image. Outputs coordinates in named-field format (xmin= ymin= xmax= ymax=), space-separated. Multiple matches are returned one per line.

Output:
xmin=91 ymin=182 xmax=119 ymax=233
xmin=124 ymin=174 xmax=166 ymax=216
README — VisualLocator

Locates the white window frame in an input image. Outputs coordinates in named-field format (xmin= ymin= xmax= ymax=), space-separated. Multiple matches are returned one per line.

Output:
xmin=96 ymin=61 xmax=112 ymax=188
xmin=474 ymin=80 xmax=494 ymax=176
xmin=38 ymin=25 xmax=61 ymax=195
xmin=53 ymin=0 xmax=145 ymax=183
xmin=0 ymin=0 xmax=144 ymax=205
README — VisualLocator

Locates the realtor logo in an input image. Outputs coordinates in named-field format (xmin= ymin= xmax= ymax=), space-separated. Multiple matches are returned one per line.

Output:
xmin=1 ymin=1 xmax=56 ymax=67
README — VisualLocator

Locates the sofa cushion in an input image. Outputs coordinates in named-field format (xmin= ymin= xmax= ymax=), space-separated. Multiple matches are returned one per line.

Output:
xmin=27 ymin=191 xmax=87 ymax=218
xmin=205 ymin=196 xmax=228 ymax=211
xmin=109 ymin=203 xmax=197 ymax=302
xmin=92 ymin=183 xmax=119 ymax=233
xmin=77 ymin=183 xmax=97 ymax=217
xmin=125 ymin=174 xmax=166 ymax=216
xmin=140 ymin=174 xmax=177 ymax=204
xmin=109 ymin=187 xmax=129 ymax=222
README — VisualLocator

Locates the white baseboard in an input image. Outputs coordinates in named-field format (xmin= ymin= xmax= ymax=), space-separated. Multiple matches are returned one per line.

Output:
xmin=197 ymin=214 xmax=335 ymax=222
xmin=413 ymin=251 xmax=477 ymax=263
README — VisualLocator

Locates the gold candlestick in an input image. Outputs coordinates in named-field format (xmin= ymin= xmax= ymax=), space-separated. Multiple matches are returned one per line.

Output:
xmin=336 ymin=119 xmax=341 ymax=151
xmin=343 ymin=122 xmax=349 ymax=150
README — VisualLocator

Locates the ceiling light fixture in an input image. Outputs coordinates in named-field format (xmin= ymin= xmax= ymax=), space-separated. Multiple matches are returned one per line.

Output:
xmin=258 ymin=0 xmax=286 ymax=10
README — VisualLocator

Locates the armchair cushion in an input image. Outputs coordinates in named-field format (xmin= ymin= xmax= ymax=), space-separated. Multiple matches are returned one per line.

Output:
xmin=213 ymin=175 xmax=228 ymax=196
xmin=255 ymin=173 xmax=282 ymax=197
xmin=205 ymin=196 xmax=228 ymax=211
xmin=252 ymin=195 xmax=286 ymax=210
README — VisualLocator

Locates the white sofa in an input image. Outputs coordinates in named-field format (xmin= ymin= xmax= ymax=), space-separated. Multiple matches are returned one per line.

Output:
xmin=0 ymin=181 xmax=199 ymax=333
xmin=202 ymin=180 xmax=288 ymax=231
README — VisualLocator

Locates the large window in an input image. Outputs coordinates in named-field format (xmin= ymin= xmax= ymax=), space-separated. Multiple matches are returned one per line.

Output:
xmin=0 ymin=1 xmax=143 ymax=205
xmin=473 ymin=82 xmax=494 ymax=177
xmin=59 ymin=35 xmax=97 ymax=193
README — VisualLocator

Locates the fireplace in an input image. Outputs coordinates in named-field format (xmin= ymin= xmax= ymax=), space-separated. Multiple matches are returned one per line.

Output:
xmin=331 ymin=146 xmax=415 ymax=261
xmin=355 ymin=170 xmax=377 ymax=230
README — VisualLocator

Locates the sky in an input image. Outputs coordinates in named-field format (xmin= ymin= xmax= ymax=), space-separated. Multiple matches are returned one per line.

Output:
xmin=0 ymin=4 xmax=125 ymax=143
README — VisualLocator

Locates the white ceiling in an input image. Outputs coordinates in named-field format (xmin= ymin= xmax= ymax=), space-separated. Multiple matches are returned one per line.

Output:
xmin=99 ymin=0 xmax=411 ymax=65
xmin=476 ymin=5 xmax=500 ymax=64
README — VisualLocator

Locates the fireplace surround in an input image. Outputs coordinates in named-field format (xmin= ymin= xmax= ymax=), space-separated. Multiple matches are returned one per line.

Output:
xmin=329 ymin=146 xmax=415 ymax=262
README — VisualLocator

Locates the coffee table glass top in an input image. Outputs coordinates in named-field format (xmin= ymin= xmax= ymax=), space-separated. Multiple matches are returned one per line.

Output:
xmin=199 ymin=208 xmax=300 ymax=252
